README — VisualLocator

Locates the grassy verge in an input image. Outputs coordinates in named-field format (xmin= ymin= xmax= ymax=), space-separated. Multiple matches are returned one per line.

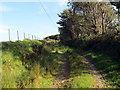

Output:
xmin=66 ymin=52 xmax=96 ymax=88
xmin=63 ymin=37 xmax=120 ymax=88
xmin=2 ymin=51 xmax=25 ymax=88
xmin=1 ymin=39 xmax=59 ymax=88
xmin=83 ymin=51 xmax=120 ymax=88
xmin=71 ymin=74 xmax=96 ymax=88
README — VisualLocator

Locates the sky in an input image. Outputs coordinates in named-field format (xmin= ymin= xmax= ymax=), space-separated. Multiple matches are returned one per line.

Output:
xmin=0 ymin=1 xmax=68 ymax=41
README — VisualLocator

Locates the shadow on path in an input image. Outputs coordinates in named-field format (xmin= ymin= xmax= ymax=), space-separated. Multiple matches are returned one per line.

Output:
xmin=51 ymin=54 xmax=71 ymax=88
xmin=80 ymin=54 xmax=107 ymax=88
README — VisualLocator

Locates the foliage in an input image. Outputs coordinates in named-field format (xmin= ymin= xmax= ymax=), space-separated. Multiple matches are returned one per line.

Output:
xmin=64 ymin=32 xmax=120 ymax=61
xmin=1 ymin=36 xmax=120 ymax=88
xmin=63 ymin=32 xmax=120 ymax=88
xmin=1 ymin=40 xmax=55 ymax=88
xmin=84 ymin=51 xmax=120 ymax=88
xmin=57 ymin=2 xmax=117 ymax=42
xmin=71 ymin=74 xmax=96 ymax=88
xmin=2 ymin=51 xmax=25 ymax=88
xmin=44 ymin=34 xmax=60 ymax=41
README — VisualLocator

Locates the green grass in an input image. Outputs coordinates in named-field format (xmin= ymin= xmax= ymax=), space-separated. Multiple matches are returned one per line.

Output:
xmin=2 ymin=39 xmax=119 ymax=88
xmin=42 ymin=42 xmax=97 ymax=88
xmin=83 ymin=51 xmax=120 ymax=88
xmin=1 ymin=40 xmax=56 ymax=88
xmin=62 ymin=51 xmax=97 ymax=88
xmin=49 ymin=43 xmax=108 ymax=88
xmin=39 ymin=76 xmax=54 ymax=88
xmin=2 ymin=51 xmax=25 ymax=88
xmin=1 ymin=39 xmax=71 ymax=88
xmin=71 ymin=73 xmax=96 ymax=88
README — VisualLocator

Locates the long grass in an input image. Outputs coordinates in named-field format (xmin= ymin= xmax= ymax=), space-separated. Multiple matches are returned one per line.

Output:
xmin=1 ymin=39 xmax=55 ymax=88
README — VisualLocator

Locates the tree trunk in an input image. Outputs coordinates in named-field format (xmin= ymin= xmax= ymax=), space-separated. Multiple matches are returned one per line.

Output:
xmin=101 ymin=11 xmax=105 ymax=34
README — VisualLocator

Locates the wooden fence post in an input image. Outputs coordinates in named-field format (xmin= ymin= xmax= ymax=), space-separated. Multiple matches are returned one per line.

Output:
xmin=32 ymin=35 xmax=33 ymax=40
xmin=8 ymin=29 xmax=11 ymax=41
xmin=17 ymin=30 xmax=19 ymax=40
xmin=24 ymin=33 xmax=25 ymax=39
xmin=28 ymin=34 xmax=30 ymax=39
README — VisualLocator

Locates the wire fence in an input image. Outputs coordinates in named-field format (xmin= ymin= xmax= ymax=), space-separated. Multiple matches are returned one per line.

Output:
xmin=4 ymin=29 xmax=41 ymax=42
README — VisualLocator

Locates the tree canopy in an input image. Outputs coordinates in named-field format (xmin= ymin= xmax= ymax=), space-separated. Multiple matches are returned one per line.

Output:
xmin=57 ymin=2 xmax=118 ymax=41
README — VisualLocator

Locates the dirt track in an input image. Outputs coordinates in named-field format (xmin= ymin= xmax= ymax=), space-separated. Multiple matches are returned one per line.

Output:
xmin=51 ymin=54 xmax=107 ymax=88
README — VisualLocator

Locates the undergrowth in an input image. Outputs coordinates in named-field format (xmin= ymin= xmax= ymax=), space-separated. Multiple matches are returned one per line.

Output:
xmin=2 ymin=38 xmax=119 ymax=88
xmin=83 ymin=51 xmax=120 ymax=88
xmin=1 ymin=39 xmax=60 ymax=88
xmin=64 ymin=35 xmax=120 ymax=88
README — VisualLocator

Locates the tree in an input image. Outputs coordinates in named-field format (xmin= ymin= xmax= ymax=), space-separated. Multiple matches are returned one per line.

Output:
xmin=57 ymin=2 xmax=116 ymax=41
xmin=110 ymin=0 xmax=120 ymax=30
xmin=57 ymin=9 xmax=74 ymax=41
xmin=70 ymin=2 xmax=116 ymax=34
